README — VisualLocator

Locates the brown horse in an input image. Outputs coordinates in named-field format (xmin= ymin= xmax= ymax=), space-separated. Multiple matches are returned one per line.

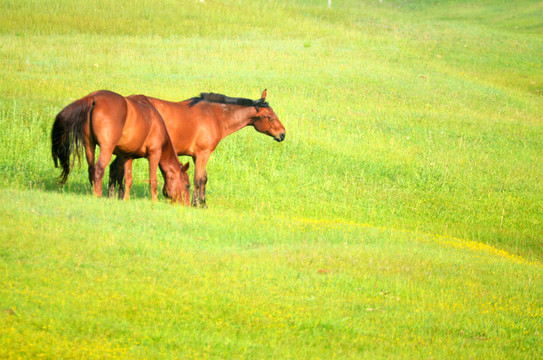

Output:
xmin=109 ymin=89 xmax=286 ymax=207
xmin=51 ymin=90 xmax=191 ymax=205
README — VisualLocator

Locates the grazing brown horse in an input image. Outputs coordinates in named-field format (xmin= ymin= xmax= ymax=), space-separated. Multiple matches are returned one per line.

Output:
xmin=51 ymin=90 xmax=191 ymax=205
xmin=109 ymin=89 xmax=286 ymax=207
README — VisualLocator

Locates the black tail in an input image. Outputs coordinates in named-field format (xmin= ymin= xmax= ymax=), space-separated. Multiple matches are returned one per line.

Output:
xmin=51 ymin=96 xmax=94 ymax=184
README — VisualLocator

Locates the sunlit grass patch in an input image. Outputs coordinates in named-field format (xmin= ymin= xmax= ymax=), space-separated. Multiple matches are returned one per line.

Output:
xmin=290 ymin=216 xmax=539 ymax=266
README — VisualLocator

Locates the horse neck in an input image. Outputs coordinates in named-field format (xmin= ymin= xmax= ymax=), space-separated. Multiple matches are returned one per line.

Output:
xmin=158 ymin=140 xmax=181 ymax=181
xmin=219 ymin=105 xmax=256 ymax=138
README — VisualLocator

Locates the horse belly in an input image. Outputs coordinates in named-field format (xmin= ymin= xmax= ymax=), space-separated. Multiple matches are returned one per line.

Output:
xmin=114 ymin=111 xmax=152 ymax=156
xmin=114 ymin=133 xmax=148 ymax=157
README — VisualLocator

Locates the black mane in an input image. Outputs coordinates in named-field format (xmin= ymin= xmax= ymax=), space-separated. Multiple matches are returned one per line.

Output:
xmin=189 ymin=92 xmax=269 ymax=111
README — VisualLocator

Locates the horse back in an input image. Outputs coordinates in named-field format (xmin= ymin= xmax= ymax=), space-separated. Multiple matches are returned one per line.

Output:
xmin=89 ymin=91 xmax=157 ymax=157
xmin=147 ymin=97 xmax=222 ymax=156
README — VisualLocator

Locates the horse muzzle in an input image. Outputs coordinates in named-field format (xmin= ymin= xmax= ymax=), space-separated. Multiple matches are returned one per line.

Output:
xmin=274 ymin=133 xmax=286 ymax=142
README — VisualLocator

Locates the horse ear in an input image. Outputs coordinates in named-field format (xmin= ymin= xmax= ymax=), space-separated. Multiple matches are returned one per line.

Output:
xmin=261 ymin=89 xmax=267 ymax=99
xmin=181 ymin=162 xmax=190 ymax=171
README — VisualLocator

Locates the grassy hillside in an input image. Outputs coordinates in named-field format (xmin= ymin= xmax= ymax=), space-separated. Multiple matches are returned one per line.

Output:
xmin=1 ymin=0 xmax=542 ymax=358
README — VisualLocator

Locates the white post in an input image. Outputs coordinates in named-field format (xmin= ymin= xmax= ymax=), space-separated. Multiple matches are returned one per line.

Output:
xmin=328 ymin=0 xmax=331 ymax=8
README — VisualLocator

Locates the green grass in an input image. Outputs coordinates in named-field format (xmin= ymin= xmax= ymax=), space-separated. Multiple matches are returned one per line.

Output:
xmin=1 ymin=0 xmax=542 ymax=358
xmin=2 ymin=189 xmax=541 ymax=359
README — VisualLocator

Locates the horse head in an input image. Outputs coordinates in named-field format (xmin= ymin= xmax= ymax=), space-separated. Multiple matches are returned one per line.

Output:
xmin=163 ymin=162 xmax=191 ymax=206
xmin=251 ymin=90 xmax=286 ymax=142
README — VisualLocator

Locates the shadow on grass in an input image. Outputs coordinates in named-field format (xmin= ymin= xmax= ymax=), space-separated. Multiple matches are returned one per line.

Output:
xmin=25 ymin=175 xmax=154 ymax=201
xmin=0 ymin=160 xmax=170 ymax=203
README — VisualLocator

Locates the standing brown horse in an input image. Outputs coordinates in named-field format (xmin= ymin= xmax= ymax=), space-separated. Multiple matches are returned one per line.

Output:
xmin=51 ymin=90 xmax=191 ymax=205
xmin=109 ymin=89 xmax=286 ymax=207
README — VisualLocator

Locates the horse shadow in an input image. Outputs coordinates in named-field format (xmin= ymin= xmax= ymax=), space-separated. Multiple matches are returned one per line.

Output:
xmin=36 ymin=175 xmax=154 ymax=200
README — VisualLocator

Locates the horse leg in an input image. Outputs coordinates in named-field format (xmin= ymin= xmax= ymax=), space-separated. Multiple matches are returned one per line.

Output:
xmin=148 ymin=153 xmax=160 ymax=202
xmin=192 ymin=152 xmax=210 ymax=208
xmin=123 ymin=159 xmax=134 ymax=200
xmin=108 ymin=155 xmax=124 ymax=198
xmin=83 ymin=137 xmax=96 ymax=186
xmin=93 ymin=146 xmax=114 ymax=197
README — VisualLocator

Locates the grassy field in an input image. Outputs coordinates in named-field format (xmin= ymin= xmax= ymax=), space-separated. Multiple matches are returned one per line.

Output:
xmin=1 ymin=0 xmax=542 ymax=358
